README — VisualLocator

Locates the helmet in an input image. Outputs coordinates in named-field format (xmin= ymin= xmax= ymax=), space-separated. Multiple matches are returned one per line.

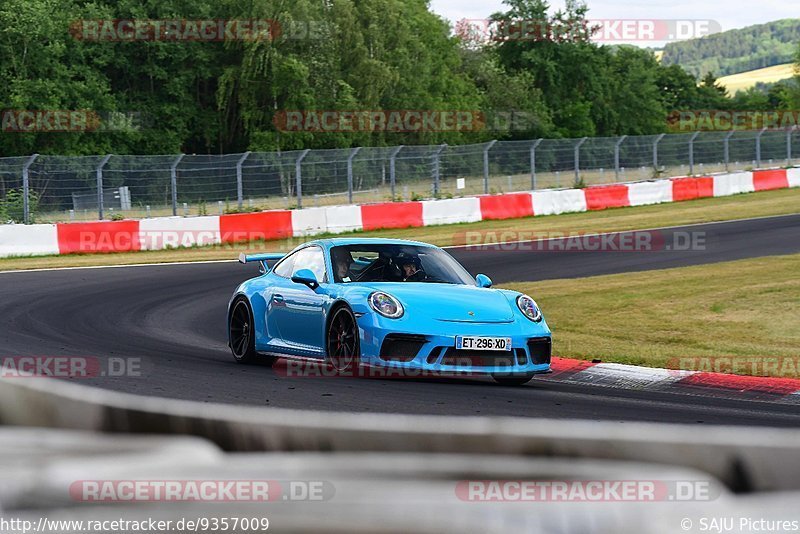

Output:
xmin=396 ymin=252 xmax=420 ymax=268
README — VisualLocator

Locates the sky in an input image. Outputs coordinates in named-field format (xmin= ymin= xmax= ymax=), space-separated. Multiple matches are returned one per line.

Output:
xmin=430 ymin=0 xmax=798 ymax=46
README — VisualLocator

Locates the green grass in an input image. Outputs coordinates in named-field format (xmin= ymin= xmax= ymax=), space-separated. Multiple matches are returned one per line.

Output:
xmin=506 ymin=254 xmax=800 ymax=376
xmin=1 ymin=186 xmax=798 ymax=271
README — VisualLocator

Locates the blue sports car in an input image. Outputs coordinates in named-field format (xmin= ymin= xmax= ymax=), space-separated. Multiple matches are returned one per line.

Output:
xmin=228 ymin=238 xmax=551 ymax=385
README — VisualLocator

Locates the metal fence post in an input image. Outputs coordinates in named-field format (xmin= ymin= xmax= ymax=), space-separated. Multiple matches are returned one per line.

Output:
xmin=483 ymin=140 xmax=497 ymax=194
xmin=432 ymin=144 xmax=446 ymax=196
xmin=574 ymin=137 xmax=587 ymax=185
xmin=295 ymin=149 xmax=310 ymax=208
xmin=21 ymin=154 xmax=38 ymax=224
xmin=170 ymin=154 xmax=185 ymax=216
xmin=788 ymin=127 xmax=796 ymax=166
xmin=755 ymin=127 xmax=767 ymax=169
xmin=389 ymin=145 xmax=403 ymax=200
xmin=96 ymin=154 xmax=112 ymax=220
xmin=724 ymin=131 xmax=735 ymax=172
xmin=236 ymin=151 xmax=251 ymax=210
xmin=688 ymin=132 xmax=700 ymax=176
xmin=347 ymin=147 xmax=361 ymax=204
xmin=652 ymin=133 xmax=666 ymax=172
xmin=530 ymin=139 xmax=543 ymax=190
xmin=614 ymin=136 xmax=627 ymax=182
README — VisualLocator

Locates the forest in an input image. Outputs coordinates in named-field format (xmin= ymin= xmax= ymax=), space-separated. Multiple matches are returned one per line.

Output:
xmin=660 ymin=19 xmax=800 ymax=78
xmin=1 ymin=0 xmax=798 ymax=157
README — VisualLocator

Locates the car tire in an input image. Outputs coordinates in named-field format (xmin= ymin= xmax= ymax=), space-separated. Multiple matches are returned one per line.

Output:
xmin=326 ymin=305 xmax=360 ymax=375
xmin=492 ymin=373 xmax=535 ymax=386
xmin=229 ymin=297 xmax=275 ymax=366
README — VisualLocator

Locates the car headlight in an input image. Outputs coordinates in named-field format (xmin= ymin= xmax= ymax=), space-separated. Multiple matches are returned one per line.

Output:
xmin=368 ymin=291 xmax=404 ymax=319
xmin=517 ymin=294 xmax=542 ymax=322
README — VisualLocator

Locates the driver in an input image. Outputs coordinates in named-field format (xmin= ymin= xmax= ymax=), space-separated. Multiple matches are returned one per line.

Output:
xmin=334 ymin=251 xmax=355 ymax=282
xmin=400 ymin=255 xmax=425 ymax=282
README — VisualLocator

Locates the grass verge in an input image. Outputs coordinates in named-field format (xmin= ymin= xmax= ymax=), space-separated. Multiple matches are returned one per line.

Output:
xmin=506 ymin=253 xmax=800 ymax=377
xmin=1 ymin=186 xmax=798 ymax=271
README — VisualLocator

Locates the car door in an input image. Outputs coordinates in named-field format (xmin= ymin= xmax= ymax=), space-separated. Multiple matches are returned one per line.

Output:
xmin=270 ymin=246 xmax=328 ymax=355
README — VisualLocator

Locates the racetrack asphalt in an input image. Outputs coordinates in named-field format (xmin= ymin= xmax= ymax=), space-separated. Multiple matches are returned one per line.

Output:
xmin=1 ymin=214 xmax=799 ymax=427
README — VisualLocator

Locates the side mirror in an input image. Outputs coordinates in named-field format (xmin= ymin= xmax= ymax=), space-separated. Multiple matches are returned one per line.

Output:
xmin=476 ymin=274 xmax=492 ymax=288
xmin=291 ymin=268 xmax=319 ymax=290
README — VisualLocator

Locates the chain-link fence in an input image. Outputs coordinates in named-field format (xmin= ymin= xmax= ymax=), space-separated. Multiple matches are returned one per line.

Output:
xmin=2 ymin=128 xmax=798 ymax=224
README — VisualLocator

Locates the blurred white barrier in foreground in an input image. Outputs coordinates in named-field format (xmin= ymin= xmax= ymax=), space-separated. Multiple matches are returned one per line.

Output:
xmin=1 ymin=376 xmax=800 ymax=495
xmin=3 ymin=427 xmax=800 ymax=534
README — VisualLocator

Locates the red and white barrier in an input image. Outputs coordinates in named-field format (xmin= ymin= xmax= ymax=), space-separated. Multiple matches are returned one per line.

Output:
xmin=670 ymin=176 xmax=714 ymax=201
xmin=219 ymin=210 xmax=292 ymax=243
xmin=57 ymin=220 xmax=141 ymax=254
xmin=531 ymin=189 xmax=586 ymax=216
xmin=140 ymin=216 xmax=221 ymax=250
xmin=361 ymin=201 xmax=423 ymax=231
xmin=478 ymin=193 xmax=534 ymax=220
xmin=713 ymin=171 xmax=755 ymax=197
xmin=789 ymin=168 xmax=800 ymax=188
xmin=291 ymin=207 xmax=328 ymax=237
xmin=627 ymin=180 xmax=673 ymax=206
xmin=584 ymin=184 xmax=630 ymax=210
xmin=325 ymin=205 xmax=363 ymax=234
xmin=0 ymin=224 xmax=59 ymax=257
xmin=2 ymin=166 xmax=797 ymax=258
xmin=753 ymin=169 xmax=789 ymax=191
xmin=422 ymin=197 xmax=482 ymax=226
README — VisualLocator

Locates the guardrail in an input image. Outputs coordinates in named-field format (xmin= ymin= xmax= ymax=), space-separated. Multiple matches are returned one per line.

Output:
xmin=2 ymin=375 xmax=800 ymax=493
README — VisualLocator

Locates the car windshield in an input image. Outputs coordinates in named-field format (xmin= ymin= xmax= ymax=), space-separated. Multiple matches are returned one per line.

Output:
xmin=330 ymin=244 xmax=475 ymax=285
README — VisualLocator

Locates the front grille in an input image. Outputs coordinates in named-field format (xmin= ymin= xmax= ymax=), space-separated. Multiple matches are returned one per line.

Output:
xmin=440 ymin=347 xmax=523 ymax=367
xmin=380 ymin=334 xmax=428 ymax=362
xmin=527 ymin=337 xmax=552 ymax=365
xmin=426 ymin=346 xmax=445 ymax=365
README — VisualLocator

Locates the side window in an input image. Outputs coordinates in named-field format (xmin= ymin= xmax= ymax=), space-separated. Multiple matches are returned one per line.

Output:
xmin=272 ymin=253 xmax=296 ymax=278
xmin=292 ymin=246 xmax=327 ymax=283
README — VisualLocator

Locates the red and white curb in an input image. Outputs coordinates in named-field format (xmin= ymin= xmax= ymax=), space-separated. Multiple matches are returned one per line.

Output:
xmin=2 ymin=167 xmax=798 ymax=258
xmin=544 ymin=357 xmax=800 ymax=404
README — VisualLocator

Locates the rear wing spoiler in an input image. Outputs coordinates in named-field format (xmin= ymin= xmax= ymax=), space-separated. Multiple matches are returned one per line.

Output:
xmin=238 ymin=253 xmax=285 ymax=271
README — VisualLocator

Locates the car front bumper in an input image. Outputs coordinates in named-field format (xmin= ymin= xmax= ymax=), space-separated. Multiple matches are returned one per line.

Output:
xmin=356 ymin=314 xmax=552 ymax=376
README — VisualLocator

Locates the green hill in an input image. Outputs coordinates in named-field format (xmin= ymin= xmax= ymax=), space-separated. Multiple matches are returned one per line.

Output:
xmin=660 ymin=19 xmax=800 ymax=78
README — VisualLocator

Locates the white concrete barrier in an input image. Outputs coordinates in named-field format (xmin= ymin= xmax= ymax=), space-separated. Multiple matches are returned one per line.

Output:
xmin=627 ymin=180 xmax=673 ymax=207
xmin=713 ymin=171 xmax=755 ymax=197
xmin=0 ymin=224 xmax=59 ymax=257
xmin=422 ymin=197 xmax=482 ymax=226
xmin=788 ymin=167 xmax=800 ymax=188
xmin=291 ymin=207 xmax=328 ymax=237
xmin=139 ymin=216 xmax=221 ymax=250
xmin=532 ymin=189 xmax=588 ymax=216
xmin=325 ymin=205 xmax=363 ymax=234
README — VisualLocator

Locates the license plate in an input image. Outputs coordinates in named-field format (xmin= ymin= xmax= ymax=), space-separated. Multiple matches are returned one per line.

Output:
xmin=455 ymin=336 xmax=512 ymax=351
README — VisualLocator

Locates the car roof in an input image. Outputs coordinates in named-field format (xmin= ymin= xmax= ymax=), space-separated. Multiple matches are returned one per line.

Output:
xmin=308 ymin=237 xmax=437 ymax=249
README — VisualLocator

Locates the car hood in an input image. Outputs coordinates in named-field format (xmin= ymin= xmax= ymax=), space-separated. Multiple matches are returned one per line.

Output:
xmin=362 ymin=283 xmax=516 ymax=323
